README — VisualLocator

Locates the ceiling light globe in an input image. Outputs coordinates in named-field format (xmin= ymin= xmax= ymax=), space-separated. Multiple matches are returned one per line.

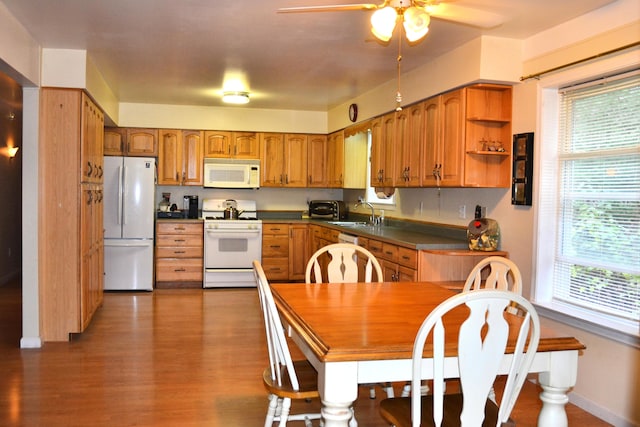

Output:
xmin=222 ymin=91 xmax=250 ymax=104
xmin=403 ymin=7 xmax=430 ymax=42
xmin=371 ymin=6 xmax=398 ymax=42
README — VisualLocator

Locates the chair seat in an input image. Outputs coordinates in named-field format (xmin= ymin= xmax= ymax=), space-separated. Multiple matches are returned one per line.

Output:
xmin=379 ymin=393 xmax=515 ymax=427
xmin=262 ymin=359 xmax=320 ymax=400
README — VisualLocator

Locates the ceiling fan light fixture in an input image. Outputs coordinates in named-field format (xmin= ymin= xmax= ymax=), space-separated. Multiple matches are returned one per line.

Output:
xmin=371 ymin=6 xmax=398 ymax=42
xmin=222 ymin=91 xmax=250 ymax=104
xmin=403 ymin=6 xmax=430 ymax=42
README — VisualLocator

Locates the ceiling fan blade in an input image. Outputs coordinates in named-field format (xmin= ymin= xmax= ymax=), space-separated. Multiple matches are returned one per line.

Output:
xmin=277 ymin=3 xmax=379 ymax=13
xmin=427 ymin=3 xmax=504 ymax=28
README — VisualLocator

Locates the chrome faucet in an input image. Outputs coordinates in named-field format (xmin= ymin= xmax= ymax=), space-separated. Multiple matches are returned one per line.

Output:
xmin=354 ymin=201 xmax=376 ymax=225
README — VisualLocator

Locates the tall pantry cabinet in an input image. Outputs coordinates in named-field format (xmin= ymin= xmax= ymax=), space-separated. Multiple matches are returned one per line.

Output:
xmin=40 ymin=88 xmax=105 ymax=341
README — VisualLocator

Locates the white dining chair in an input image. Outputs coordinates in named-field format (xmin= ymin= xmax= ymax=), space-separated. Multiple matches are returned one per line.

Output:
xmin=379 ymin=289 xmax=540 ymax=427
xmin=305 ymin=242 xmax=383 ymax=284
xmin=305 ymin=243 xmax=393 ymax=399
xmin=253 ymin=260 xmax=357 ymax=427
xmin=463 ymin=256 xmax=523 ymax=294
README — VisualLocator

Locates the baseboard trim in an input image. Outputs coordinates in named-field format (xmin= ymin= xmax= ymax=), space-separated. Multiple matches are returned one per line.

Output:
xmin=20 ymin=336 xmax=42 ymax=349
xmin=569 ymin=392 xmax=637 ymax=427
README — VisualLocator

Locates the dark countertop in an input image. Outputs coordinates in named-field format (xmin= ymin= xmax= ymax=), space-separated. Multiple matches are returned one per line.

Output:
xmin=259 ymin=212 xmax=469 ymax=251
xmin=156 ymin=210 xmax=469 ymax=250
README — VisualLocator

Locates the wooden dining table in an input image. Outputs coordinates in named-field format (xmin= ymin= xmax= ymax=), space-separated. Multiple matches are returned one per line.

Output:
xmin=270 ymin=281 xmax=586 ymax=427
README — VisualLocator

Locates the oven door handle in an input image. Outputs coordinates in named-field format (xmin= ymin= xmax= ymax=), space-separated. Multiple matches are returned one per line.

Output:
xmin=205 ymin=229 xmax=262 ymax=234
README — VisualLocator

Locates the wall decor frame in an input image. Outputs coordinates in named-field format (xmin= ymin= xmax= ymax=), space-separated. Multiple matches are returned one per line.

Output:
xmin=511 ymin=132 xmax=534 ymax=206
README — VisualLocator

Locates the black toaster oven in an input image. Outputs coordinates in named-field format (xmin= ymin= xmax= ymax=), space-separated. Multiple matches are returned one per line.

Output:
xmin=308 ymin=200 xmax=347 ymax=220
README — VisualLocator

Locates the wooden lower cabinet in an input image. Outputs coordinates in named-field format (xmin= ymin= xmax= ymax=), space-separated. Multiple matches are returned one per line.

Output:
xmin=155 ymin=221 xmax=203 ymax=287
xmin=417 ymin=249 xmax=509 ymax=290
xmin=366 ymin=239 xmax=417 ymax=282
xmin=262 ymin=222 xmax=310 ymax=281
xmin=289 ymin=225 xmax=309 ymax=281
xmin=262 ymin=223 xmax=290 ymax=281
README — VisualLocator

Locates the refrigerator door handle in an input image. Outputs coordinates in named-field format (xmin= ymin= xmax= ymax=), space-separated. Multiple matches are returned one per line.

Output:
xmin=122 ymin=165 xmax=127 ymax=225
xmin=117 ymin=165 xmax=124 ymax=225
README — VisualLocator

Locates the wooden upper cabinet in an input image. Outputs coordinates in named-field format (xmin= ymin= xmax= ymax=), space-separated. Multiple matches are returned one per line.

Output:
xmin=326 ymin=130 xmax=344 ymax=188
xmin=462 ymin=84 xmax=512 ymax=187
xmin=283 ymin=133 xmax=308 ymax=187
xmin=370 ymin=113 xmax=395 ymax=187
xmin=260 ymin=133 xmax=307 ymax=187
xmin=233 ymin=132 xmax=260 ymax=158
xmin=81 ymin=94 xmax=104 ymax=184
xmin=204 ymin=130 xmax=231 ymax=157
xmin=260 ymin=132 xmax=286 ymax=186
xmin=127 ymin=128 xmax=158 ymax=156
xmin=104 ymin=127 xmax=126 ymax=156
xmin=307 ymin=134 xmax=327 ymax=187
xmin=158 ymin=129 xmax=182 ymax=185
xmin=158 ymin=129 xmax=203 ymax=186
xmin=105 ymin=127 xmax=157 ymax=156
xmin=182 ymin=130 xmax=204 ymax=185
xmin=393 ymin=104 xmax=422 ymax=187
xmin=204 ymin=131 xmax=259 ymax=158
xmin=421 ymin=89 xmax=465 ymax=187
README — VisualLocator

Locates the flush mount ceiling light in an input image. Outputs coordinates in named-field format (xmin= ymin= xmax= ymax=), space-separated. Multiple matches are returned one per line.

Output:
xmin=222 ymin=91 xmax=250 ymax=105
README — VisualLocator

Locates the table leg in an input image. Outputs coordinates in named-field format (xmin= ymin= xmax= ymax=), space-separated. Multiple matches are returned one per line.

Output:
xmin=321 ymin=401 xmax=355 ymax=427
xmin=319 ymin=361 xmax=358 ymax=427
xmin=538 ymin=384 xmax=570 ymax=427
xmin=536 ymin=350 xmax=579 ymax=427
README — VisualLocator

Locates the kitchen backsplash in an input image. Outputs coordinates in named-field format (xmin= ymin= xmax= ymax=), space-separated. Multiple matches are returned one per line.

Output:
xmin=154 ymin=186 xmax=343 ymax=213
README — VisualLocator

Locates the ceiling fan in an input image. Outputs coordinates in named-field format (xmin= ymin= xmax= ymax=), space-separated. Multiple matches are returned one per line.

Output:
xmin=278 ymin=1 xmax=504 ymax=43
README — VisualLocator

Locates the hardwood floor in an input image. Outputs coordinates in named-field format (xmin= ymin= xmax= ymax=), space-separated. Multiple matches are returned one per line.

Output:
xmin=0 ymin=280 xmax=611 ymax=426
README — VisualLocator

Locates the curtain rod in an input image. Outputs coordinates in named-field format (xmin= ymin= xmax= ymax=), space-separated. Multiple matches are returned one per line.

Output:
xmin=520 ymin=41 xmax=640 ymax=81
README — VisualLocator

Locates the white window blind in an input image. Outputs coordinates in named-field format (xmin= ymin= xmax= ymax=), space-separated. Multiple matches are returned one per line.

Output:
xmin=551 ymin=71 xmax=640 ymax=330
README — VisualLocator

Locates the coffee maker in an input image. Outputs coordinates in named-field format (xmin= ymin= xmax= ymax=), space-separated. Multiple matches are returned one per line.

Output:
xmin=183 ymin=195 xmax=199 ymax=219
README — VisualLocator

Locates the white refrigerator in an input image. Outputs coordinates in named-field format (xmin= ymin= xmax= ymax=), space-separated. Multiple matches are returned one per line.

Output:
xmin=103 ymin=156 xmax=156 ymax=291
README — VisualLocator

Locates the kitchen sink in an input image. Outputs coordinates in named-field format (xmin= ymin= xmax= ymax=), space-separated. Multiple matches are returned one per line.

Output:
xmin=327 ymin=221 xmax=369 ymax=227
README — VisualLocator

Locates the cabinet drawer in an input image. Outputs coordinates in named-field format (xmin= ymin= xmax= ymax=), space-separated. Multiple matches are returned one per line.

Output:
xmin=156 ymin=246 xmax=203 ymax=258
xmin=156 ymin=258 xmax=203 ymax=282
xmin=157 ymin=234 xmax=203 ymax=247
xmin=157 ymin=222 xmax=203 ymax=235
xmin=263 ymin=235 xmax=289 ymax=257
xmin=381 ymin=243 xmax=399 ymax=263
xmin=262 ymin=258 xmax=289 ymax=281
xmin=368 ymin=239 xmax=384 ymax=258
xmin=397 ymin=247 xmax=417 ymax=268
xmin=263 ymin=223 xmax=290 ymax=235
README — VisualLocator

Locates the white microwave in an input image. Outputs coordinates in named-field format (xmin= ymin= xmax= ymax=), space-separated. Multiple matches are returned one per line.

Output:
xmin=203 ymin=158 xmax=260 ymax=188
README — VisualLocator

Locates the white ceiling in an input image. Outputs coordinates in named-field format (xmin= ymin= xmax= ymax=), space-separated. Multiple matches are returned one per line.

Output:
xmin=2 ymin=0 xmax=617 ymax=111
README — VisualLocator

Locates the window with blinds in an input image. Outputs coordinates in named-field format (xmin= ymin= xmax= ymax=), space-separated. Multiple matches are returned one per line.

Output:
xmin=544 ymin=71 xmax=639 ymax=335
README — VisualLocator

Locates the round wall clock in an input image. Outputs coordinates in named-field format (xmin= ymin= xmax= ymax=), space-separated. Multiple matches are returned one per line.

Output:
xmin=348 ymin=103 xmax=358 ymax=122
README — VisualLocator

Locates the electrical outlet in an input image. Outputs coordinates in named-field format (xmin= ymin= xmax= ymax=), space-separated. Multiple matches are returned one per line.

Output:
xmin=458 ymin=205 xmax=466 ymax=219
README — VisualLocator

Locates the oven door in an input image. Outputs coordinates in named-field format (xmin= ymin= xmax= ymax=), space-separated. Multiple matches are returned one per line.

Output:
xmin=204 ymin=226 xmax=262 ymax=269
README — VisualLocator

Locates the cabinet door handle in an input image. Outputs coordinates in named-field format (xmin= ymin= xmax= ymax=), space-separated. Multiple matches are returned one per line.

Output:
xmin=174 ymin=239 xmax=186 ymax=242
xmin=270 ymin=245 xmax=281 ymax=249
xmin=174 ymin=250 xmax=186 ymax=254
xmin=174 ymin=268 xmax=186 ymax=272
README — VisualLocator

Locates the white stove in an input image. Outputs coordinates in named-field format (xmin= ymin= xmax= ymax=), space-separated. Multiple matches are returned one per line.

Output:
xmin=202 ymin=199 xmax=262 ymax=288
